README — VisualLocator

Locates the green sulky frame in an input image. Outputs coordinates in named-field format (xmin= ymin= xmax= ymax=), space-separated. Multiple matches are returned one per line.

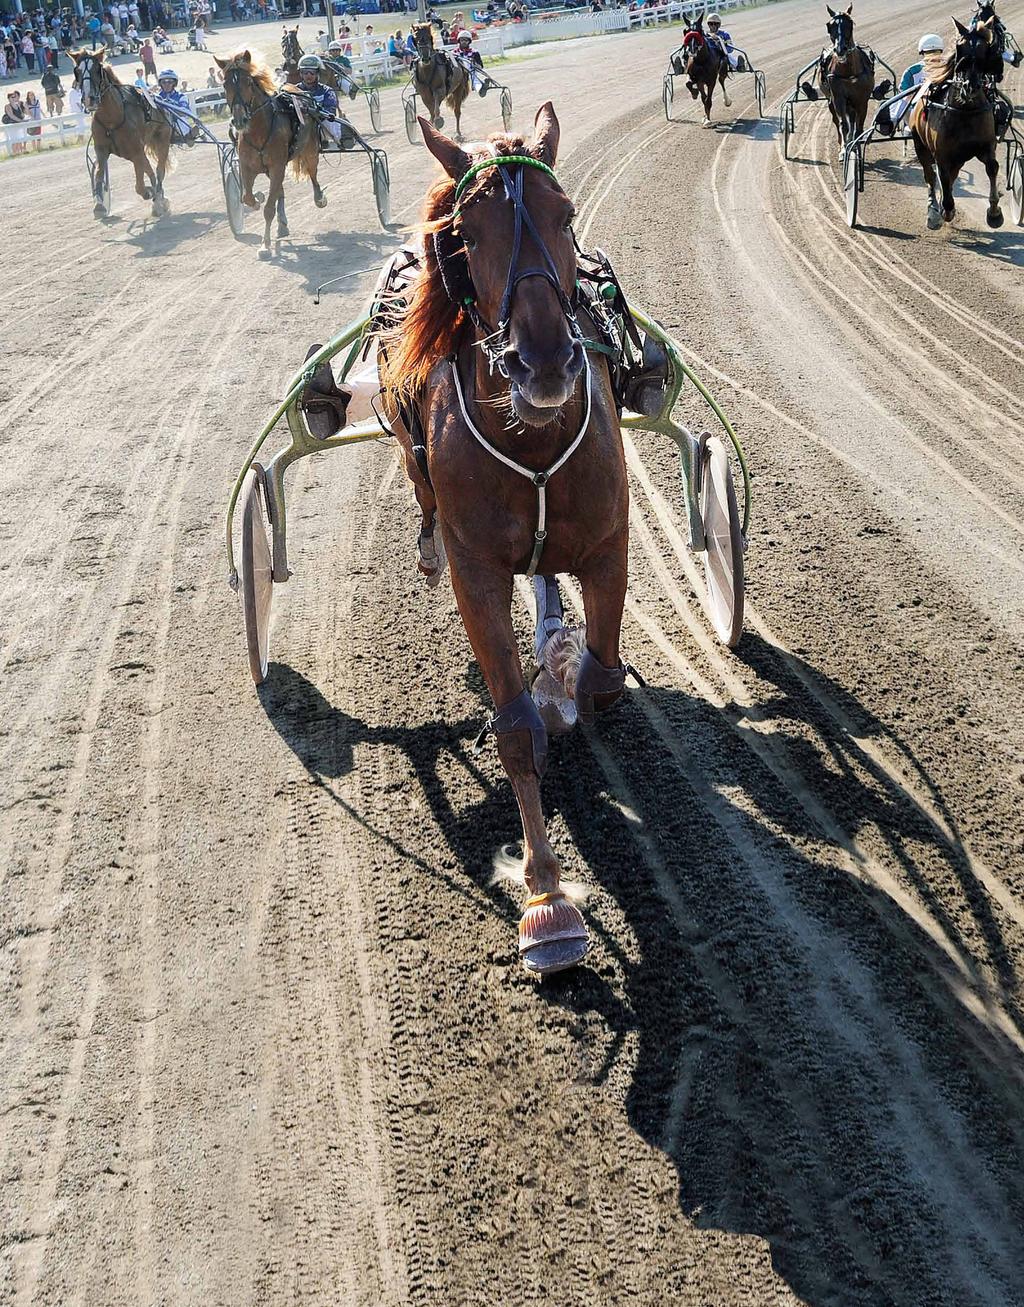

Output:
xmin=225 ymin=308 xmax=751 ymax=592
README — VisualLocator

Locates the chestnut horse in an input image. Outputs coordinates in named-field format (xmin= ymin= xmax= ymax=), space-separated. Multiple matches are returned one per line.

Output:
xmin=216 ymin=50 xmax=324 ymax=258
xmin=411 ymin=23 xmax=469 ymax=140
xmin=70 ymin=48 xmax=171 ymax=218
xmin=818 ymin=5 xmax=877 ymax=148
xmin=678 ymin=10 xmax=730 ymax=126
xmin=379 ymin=104 xmax=630 ymax=976
xmin=911 ymin=17 xmax=1004 ymax=230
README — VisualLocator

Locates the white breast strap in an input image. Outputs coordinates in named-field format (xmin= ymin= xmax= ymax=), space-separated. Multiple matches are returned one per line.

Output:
xmin=450 ymin=354 xmax=592 ymax=577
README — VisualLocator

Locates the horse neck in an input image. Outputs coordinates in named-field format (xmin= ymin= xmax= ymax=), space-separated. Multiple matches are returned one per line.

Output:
xmin=830 ymin=44 xmax=864 ymax=75
xmin=95 ymin=73 xmax=127 ymax=123
xmin=240 ymin=78 xmax=275 ymax=147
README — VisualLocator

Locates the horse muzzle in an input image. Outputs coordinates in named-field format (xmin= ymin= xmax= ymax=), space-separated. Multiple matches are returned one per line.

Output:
xmin=503 ymin=338 xmax=584 ymax=423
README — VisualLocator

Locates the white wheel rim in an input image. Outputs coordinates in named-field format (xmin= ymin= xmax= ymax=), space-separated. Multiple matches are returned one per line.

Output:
xmin=700 ymin=438 xmax=743 ymax=646
xmin=241 ymin=468 xmax=273 ymax=682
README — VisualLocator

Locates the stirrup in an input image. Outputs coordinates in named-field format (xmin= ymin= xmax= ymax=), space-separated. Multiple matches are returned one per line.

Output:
xmin=298 ymin=343 xmax=350 ymax=439
xmin=519 ymin=891 xmax=589 ymax=976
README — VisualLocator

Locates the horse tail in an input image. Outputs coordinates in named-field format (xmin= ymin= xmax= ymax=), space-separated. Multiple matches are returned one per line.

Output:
xmin=290 ymin=122 xmax=319 ymax=181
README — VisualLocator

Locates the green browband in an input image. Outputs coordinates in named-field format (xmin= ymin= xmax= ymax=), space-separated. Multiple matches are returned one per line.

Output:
xmin=452 ymin=154 xmax=558 ymax=201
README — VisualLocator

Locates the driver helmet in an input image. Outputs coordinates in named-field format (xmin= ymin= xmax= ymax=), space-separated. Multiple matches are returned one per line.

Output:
xmin=707 ymin=11 xmax=721 ymax=24
xmin=917 ymin=33 xmax=944 ymax=53
xmin=327 ymin=39 xmax=343 ymax=51
xmin=158 ymin=68 xmax=178 ymax=82
xmin=297 ymin=53 xmax=322 ymax=72
xmin=457 ymin=29 xmax=472 ymax=41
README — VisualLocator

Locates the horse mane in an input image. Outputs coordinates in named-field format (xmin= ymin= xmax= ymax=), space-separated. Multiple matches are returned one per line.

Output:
xmin=224 ymin=49 xmax=277 ymax=95
xmin=380 ymin=133 xmax=534 ymax=404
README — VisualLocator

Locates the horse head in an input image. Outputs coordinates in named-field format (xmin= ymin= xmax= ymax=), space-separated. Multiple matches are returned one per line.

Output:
xmin=70 ymin=47 xmax=109 ymax=111
xmin=681 ymin=11 xmax=707 ymax=72
xmin=216 ymin=51 xmax=272 ymax=132
xmin=826 ymin=4 xmax=855 ymax=56
xmin=281 ymin=26 xmax=301 ymax=64
xmin=951 ymin=16 xmax=996 ymax=93
xmin=412 ymin=23 xmax=435 ymax=64
xmin=422 ymin=103 xmax=584 ymax=422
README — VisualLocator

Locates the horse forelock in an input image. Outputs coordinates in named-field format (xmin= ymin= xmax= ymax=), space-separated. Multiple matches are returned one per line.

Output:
xmin=224 ymin=50 xmax=276 ymax=93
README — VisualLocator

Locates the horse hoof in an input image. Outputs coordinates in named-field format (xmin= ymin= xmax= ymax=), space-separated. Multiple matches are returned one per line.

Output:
xmin=314 ymin=194 xmax=328 ymax=209
xmin=519 ymin=893 xmax=590 ymax=977
xmin=277 ymin=222 xmax=290 ymax=237
xmin=926 ymin=206 xmax=943 ymax=230
xmin=702 ymin=118 xmax=712 ymax=128
xmin=987 ymin=209 xmax=1004 ymax=229
xmin=142 ymin=187 xmax=152 ymax=199
xmin=254 ymin=190 xmax=266 ymax=205
xmin=93 ymin=203 xmax=107 ymax=218
xmin=434 ymin=115 xmax=444 ymax=129
xmin=943 ymin=209 xmax=955 ymax=225
xmin=257 ymin=247 xmax=272 ymax=261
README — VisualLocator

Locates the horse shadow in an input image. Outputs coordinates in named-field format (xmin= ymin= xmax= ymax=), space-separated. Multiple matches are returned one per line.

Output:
xmin=261 ymin=226 xmax=399 ymax=297
xmin=122 ymin=209 xmax=223 ymax=254
xmin=262 ymin=631 xmax=1024 ymax=1303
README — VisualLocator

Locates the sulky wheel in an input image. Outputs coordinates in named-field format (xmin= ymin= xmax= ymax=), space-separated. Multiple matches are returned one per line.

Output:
xmin=224 ymin=158 xmax=245 ymax=238
xmin=756 ymin=71 xmax=766 ymax=117
xmin=663 ymin=73 xmax=674 ymax=121
xmin=239 ymin=464 xmax=274 ymax=684
xmin=404 ymin=95 xmax=418 ymax=146
xmin=698 ymin=436 xmax=745 ymax=648
xmin=844 ymin=146 xmax=860 ymax=227
xmin=369 ymin=86 xmax=382 ymax=134
xmin=1009 ymin=150 xmax=1024 ymax=226
xmin=372 ymin=151 xmax=391 ymax=229
xmin=500 ymin=85 xmax=512 ymax=132
xmin=783 ymin=102 xmax=794 ymax=160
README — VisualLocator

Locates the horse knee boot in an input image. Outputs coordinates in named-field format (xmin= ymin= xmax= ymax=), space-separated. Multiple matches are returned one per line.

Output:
xmin=574 ymin=648 xmax=626 ymax=727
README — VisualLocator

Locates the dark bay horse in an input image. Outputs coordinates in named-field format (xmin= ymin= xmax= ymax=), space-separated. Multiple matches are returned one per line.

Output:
xmin=216 ymin=50 xmax=324 ymax=258
xmin=379 ymin=105 xmax=630 ymax=976
xmin=70 ymin=48 xmax=171 ymax=218
xmin=911 ymin=17 xmax=1003 ymax=230
xmin=818 ymin=5 xmax=877 ymax=149
xmin=678 ymin=10 xmax=730 ymax=125
xmin=281 ymin=27 xmax=359 ymax=100
xmin=411 ymin=23 xmax=469 ymax=139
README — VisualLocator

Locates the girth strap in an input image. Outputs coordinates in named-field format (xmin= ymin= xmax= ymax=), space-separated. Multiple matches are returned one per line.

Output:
xmin=450 ymin=354 xmax=592 ymax=577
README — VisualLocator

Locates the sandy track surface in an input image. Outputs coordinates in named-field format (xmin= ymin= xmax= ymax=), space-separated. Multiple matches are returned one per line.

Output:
xmin=2 ymin=2 xmax=1024 ymax=1303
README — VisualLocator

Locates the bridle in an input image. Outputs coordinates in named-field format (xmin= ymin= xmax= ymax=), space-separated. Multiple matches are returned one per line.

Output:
xmin=222 ymin=63 xmax=274 ymax=134
xmin=951 ymin=32 xmax=990 ymax=100
xmin=439 ymin=153 xmax=581 ymax=374
xmin=75 ymin=56 xmax=131 ymax=129
xmin=827 ymin=14 xmax=854 ymax=56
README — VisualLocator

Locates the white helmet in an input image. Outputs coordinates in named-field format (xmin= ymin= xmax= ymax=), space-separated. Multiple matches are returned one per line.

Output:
xmin=707 ymin=11 xmax=722 ymax=22
xmin=327 ymin=39 xmax=343 ymax=51
xmin=297 ymin=53 xmax=322 ymax=71
xmin=918 ymin=33 xmax=944 ymax=53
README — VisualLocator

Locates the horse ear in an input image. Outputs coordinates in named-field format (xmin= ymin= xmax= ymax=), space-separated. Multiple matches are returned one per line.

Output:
xmin=214 ymin=54 xmax=227 ymax=68
xmin=94 ymin=47 xmax=106 ymax=61
xmin=695 ymin=8 xmax=705 ymax=26
xmin=533 ymin=101 xmax=559 ymax=166
xmin=826 ymin=5 xmax=836 ymax=16
xmin=952 ymin=15 xmax=969 ymax=36
xmin=241 ymin=48 xmax=252 ymax=63
xmin=419 ymin=117 xmax=471 ymax=180
xmin=845 ymin=3 xmax=852 ymax=12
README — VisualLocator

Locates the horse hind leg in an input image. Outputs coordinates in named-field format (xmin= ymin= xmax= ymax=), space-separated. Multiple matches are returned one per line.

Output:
xmin=151 ymin=137 xmax=171 ymax=217
xmin=276 ymin=192 xmax=290 ymax=236
xmin=938 ymin=163 xmax=957 ymax=225
xmin=720 ymin=70 xmax=732 ymax=108
xmin=131 ymin=151 xmax=155 ymax=203
xmin=913 ymin=132 xmax=943 ymax=228
xmin=701 ymin=83 xmax=713 ymax=126
xmin=530 ymin=577 xmax=578 ymax=736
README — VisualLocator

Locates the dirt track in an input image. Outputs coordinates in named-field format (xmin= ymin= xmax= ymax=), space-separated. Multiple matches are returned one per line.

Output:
xmin=3 ymin=1 xmax=1024 ymax=1303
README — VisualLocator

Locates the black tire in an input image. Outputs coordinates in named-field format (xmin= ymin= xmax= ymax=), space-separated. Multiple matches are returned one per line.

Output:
xmin=699 ymin=437 xmax=744 ymax=649
xmin=1009 ymin=150 xmax=1024 ymax=226
xmin=663 ymin=73 xmax=674 ymax=122
xmin=844 ymin=146 xmax=859 ymax=227
xmin=783 ymin=104 xmax=793 ymax=159
xmin=755 ymin=71 xmax=765 ymax=118
xmin=369 ymin=87 xmax=382 ymax=134
xmin=372 ymin=151 xmax=391 ymax=229
xmin=404 ymin=95 xmax=418 ymax=146
xmin=500 ymin=85 xmax=512 ymax=132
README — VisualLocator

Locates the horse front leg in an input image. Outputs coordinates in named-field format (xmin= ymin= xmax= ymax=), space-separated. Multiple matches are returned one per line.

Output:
xmin=93 ymin=143 xmax=111 ymax=216
xmin=701 ymin=80 xmax=713 ymax=126
xmin=260 ymin=163 xmax=284 ymax=258
xmin=309 ymin=154 xmax=327 ymax=210
xmin=719 ymin=69 xmax=731 ymax=108
xmin=151 ymin=135 xmax=171 ymax=216
xmin=449 ymin=555 xmax=588 ymax=976
xmin=130 ymin=148 xmax=156 ymax=203
xmin=982 ymin=145 xmax=1003 ymax=228
xmin=938 ymin=162 xmax=957 ymax=225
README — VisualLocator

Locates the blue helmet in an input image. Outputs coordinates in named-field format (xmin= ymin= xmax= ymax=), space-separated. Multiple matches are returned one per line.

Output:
xmin=158 ymin=68 xmax=178 ymax=82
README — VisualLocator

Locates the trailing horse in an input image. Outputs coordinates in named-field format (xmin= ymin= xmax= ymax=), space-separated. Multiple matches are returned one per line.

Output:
xmin=70 ymin=48 xmax=172 ymax=218
xmin=815 ymin=5 xmax=883 ymax=149
xmin=378 ymin=104 xmax=632 ymax=975
xmin=910 ymin=17 xmax=1004 ymax=230
xmin=676 ymin=9 xmax=730 ymax=126
xmin=216 ymin=49 xmax=324 ymax=258
xmin=411 ymin=22 xmax=469 ymax=140
xmin=281 ymin=27 xmax=359 ymax=101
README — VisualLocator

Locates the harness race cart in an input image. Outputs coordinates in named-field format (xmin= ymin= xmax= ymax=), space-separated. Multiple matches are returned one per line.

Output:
xmin=306 ymin=102 xmax=392 ymax=229
xmin=842 ymin=86 xmax=1024 ymax=228
xmin=225 ymin=264 xmax=752 ymax=684
xmin=779 ymin=49 xmax=897 ymax=160
xmin=85 ymin=102 xmax=243 ymax=230
xmin=402 ymin=66 xmax=513 ymax=146
xmin=322 ymin=56 xmax=384 ymax=135
xmin=663 ymin=42 xmax=767 ymax=120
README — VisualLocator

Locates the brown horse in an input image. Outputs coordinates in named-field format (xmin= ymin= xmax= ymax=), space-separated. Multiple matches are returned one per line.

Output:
xmin=677 ymin=10 xmax=730 ymax=126
xmin=378 ymin=104 xmax=630 ymax=976
xmin=216 ymin=50 xmax=324 ymax=259
xmin=910 ymin=17 xmax=1003 ymax=230
xmin=70 ymin=48 xmax=171 ymax=218
xmin=411 ymin=23 xmax=469 ymax=140
xmin=819 ymin=4 xmax=876 ymax=148
xmin=281 ymin=27 xmax=359 ymax=102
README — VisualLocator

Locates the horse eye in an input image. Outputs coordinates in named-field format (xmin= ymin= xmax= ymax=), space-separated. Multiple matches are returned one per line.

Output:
xmin=463 ymin=234 xmax=477 ymax=252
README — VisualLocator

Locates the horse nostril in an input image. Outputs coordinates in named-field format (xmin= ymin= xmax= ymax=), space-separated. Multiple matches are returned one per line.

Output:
xmin=502 ymin=348 xmax=530 ymax=383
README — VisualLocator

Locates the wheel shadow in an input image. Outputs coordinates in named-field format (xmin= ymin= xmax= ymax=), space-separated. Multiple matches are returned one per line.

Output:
xmin=260 ymin=226 xmax=399 ymax=297
xmin=261 ymin=641 xmax=1024 ymax=1305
